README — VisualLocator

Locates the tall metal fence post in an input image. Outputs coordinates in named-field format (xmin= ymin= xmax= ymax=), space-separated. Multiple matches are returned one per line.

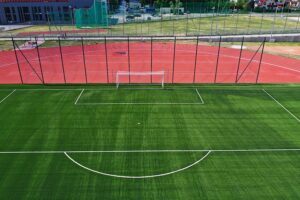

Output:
xmin=104 ymin=36 xmax=109 ymax=83
xmin=198 ymin=9 xmax=202 ymax=35
xmin=271 ymin=9 xmax=277 ymax=37
xmin=259 ymin=10 xmax=264 ymax=34
xmin=148 ymin=19 xmax=150 ymax=36
xmin=35 ymin=37 xmax=45 ymax=84
xmin=11 ymin=37 xmax=23 ymax=84
xmin=160 ymin=14 xmax=163 ymax=35
xmin=214 ymin=36 xmax=222 ymax=83
xmin=127 ymin=36 xmax=131 ymax=83
xmin=247 ymin=10 xmax=252 ymax=34
xmin=123 ymin=11 xmax=125 ymax=36
xmin=235 ymin=37 xmax=244 ymax=83
xmin=256 ymin=38 xmax=266 ymax=84
xmin=222 ymin=11 xmax=227 ymax=34
xmin=185 ymin=8 xmax=189 ymax=36
xmin=150 ymin=37 xmax=153 ymax=83
xmin=172 ymin=36 xmax=177 ymax=84
xmin=296 ymin=12 xmax=300 ymax=31
xmin=283 ymin=11 xmax=288 ymax=33
xmin=58 ymin=37 xmax=67 ymax=84
xmin=81 ymin=37 xmax=88 ymax=84
xmin=210 ymin=9 xmax=215 ymax=36
xmin=193 ymin=36 xmax=199 ymax=83
xmin=235 ymin=10 xmax=239 ymax=34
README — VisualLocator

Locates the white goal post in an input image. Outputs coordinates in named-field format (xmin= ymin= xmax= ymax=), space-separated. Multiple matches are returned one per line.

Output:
xmin=116 ymin=71 xmax=165 ymax=89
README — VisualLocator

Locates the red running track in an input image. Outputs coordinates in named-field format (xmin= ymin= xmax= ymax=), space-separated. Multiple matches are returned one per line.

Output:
xmin=0 ymin=42 xmax=300 ymax=84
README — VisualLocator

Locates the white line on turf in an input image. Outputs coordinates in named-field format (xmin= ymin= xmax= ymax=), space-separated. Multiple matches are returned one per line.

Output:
xmin=262 ymin=89 xmax=300 ymax=123
xmin=0 ymin=87 xmax=299 ymax=92
xmin=74 ymin=89 xmax=85 ymax=105
xmin=195 ymin=89 xmax=204 ymax=104
xmin=0 ymin=148 xmax=299 ymax=154
xmin=64 ymin=150 xmax=211 ymax=179
xmin=76 ymin=88 xmax=204 ymax=105
xmin=0 ymin=89 xmax=16 ymax=104
xmin=77 ymin=102 xmax=204 ymax=105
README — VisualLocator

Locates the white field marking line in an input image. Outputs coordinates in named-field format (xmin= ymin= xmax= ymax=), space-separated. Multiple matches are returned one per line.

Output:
xmin=262 ymin=89 xmax=300 ymax=123
xmin=0 ymin=89 xmax=16 ymax=104
xmin=195 ymin=89 xmax=204 ymax=104
xmin=76 ymin=103 xmax=204 ymax=105
xmin=76 ymin=88 xmax=204 ymax=105
xmin=64 ymin=151 xmax=212 ymax=179
xmin=0 ymin=148 xmax=300 ymax=154
xmin=0 ymin=87 xmax=299 ymax=92
xmin=74 ymin=89 xmax=85 ymax=105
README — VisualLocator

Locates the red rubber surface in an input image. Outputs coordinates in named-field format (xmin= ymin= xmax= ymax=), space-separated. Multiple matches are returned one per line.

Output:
xmin=0 ymin=42 xmax=299 ymax=84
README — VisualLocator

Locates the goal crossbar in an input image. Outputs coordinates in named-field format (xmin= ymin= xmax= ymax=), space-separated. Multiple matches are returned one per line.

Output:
xmin=116 ymin=71 xmax=165 ymax=89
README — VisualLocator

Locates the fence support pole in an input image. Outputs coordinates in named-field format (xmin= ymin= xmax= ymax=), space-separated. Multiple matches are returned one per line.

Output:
xmin=81 ymin=37 xmax=88 ymax=84
xmin=256 ymin=38 xmax=266 ymax=84
xmin=58 ymin=37 xmax=67 ymax=84
xmin=123 ymin=12 xmax=125 ymax=36
xmin=247 ymin=11 xmax=252 ymax=34
xmin=271 ymin=9 xmax=277 ymax=37
xmin=127 ymin=36 xmax=131 ymax=83
xmin=296 ymin=12 xmax=300 ymax=30
xmin=104 ymin=37 xmax=109 ymax=83
xmin=210 ymin=9 xmax=214 ymax=36
xmin=12 ymin=37 xmax=23 ymax=84
xmin=259 ymin=10 xmax=264 ymax=34
xmin=172 ymin=36 xmax=177 ymax=84
xmin=35 ymin=37 xmax=45 ymax=84
xmin=235 ymin=37 xmax=244 ymax=83
xmin=193 ymin=36 xmax=199 ymax=83
xmin=198 ymin=9 xmax=202 ymax=35
xmin=214 ymin=36 xmax=222 ymax=84
xmin=235 ymin=10 xmax=239 ymax=34
xmin=283 ymin=11 xmax=288 ymax=33
xmin=150 ymin=37 xmax=153 ymax=83
xmin=185 ymin=10 xmax=189 ymax=36
xmin=160 ymin=15 xmax=163 ymax=35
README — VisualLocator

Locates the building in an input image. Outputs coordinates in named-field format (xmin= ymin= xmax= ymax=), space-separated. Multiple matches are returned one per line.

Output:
xmin=256 ymin=0 xmax=300 ymax=9
xmin=129 ymin=0 xmax=141 ymax=9
xmin=0 ymin=0 xmax=95 ymax=25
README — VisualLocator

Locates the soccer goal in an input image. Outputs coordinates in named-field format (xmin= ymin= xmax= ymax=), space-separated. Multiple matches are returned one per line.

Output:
xmin=116 ymin=71 xmax=165 ymax=89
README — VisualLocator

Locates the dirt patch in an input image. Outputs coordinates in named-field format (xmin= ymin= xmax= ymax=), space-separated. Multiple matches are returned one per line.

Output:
xmin=246 ymin=45 xmax=300 ymax=59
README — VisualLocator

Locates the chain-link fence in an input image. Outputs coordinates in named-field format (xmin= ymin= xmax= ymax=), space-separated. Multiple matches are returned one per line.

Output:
xmin=0 ymin=0 xmax=300 ymax=37
xmin=0 ymin=36 xmax=299 ymax=84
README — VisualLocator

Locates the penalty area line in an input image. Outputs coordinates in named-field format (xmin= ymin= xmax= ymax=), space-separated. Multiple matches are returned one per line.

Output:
xmin=262 ymin=89 xmax=300 ymax=123
xmin=0 ymin=89 xmax=16 ymax=104
xmin=74 ymin=89 xmax=85 ymax=105
xmin=195 ymin=88 xmax=204 ymax=104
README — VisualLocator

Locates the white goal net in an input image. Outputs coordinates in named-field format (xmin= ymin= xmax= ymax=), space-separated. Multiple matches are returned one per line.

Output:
xmin=116 ymin=71 xmax=165 ymax=89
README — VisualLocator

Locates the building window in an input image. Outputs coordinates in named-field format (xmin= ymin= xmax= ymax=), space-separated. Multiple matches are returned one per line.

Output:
xmin=4 ymin=7 xmax=13 ymax=23
xmin=44 ymin=7 xmax=54 ymax=22
xmin=11 ymin=7 xmax=17 ymax=21
xmin=32 ymin=7 xmax=42 ymax=21
xmin=58 ymin=7 xmax=62 ymax=21
xmin=17 ymin=7 xmax=31 ymax=22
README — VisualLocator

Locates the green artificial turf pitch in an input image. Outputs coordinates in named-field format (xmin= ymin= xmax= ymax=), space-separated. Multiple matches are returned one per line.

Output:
xmin=0 ymin=85 xmax=299 ymax=199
